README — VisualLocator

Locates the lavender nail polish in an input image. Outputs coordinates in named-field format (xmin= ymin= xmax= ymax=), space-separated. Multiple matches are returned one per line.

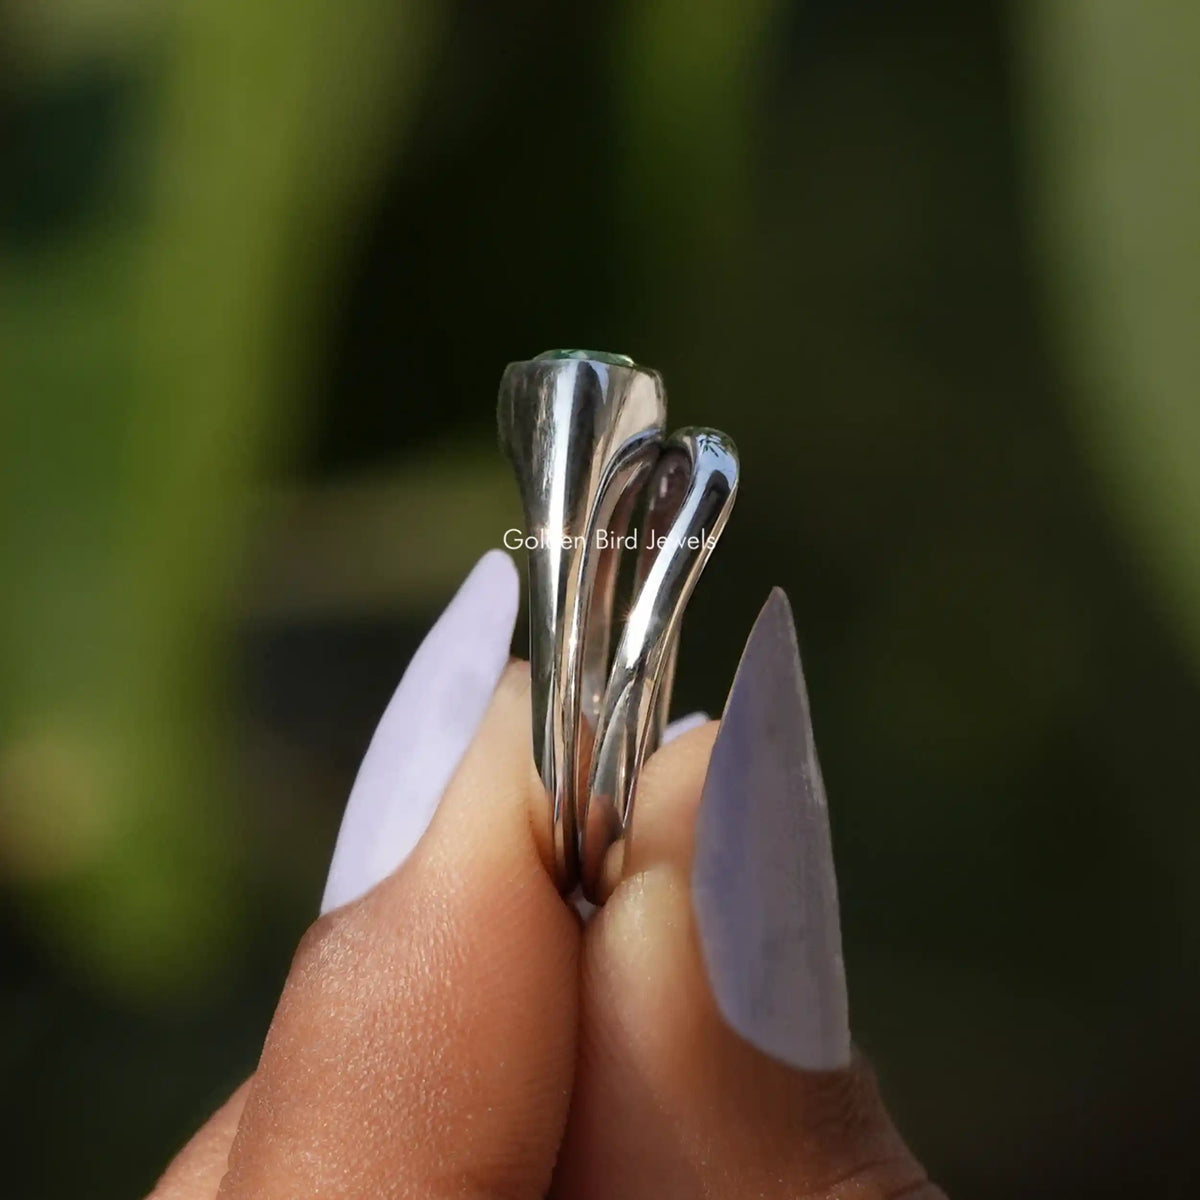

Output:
xmin=692 ymin=589 xmax=851 ymax=1070
xmin=663 ymin=711 xmax=709 ymax=743
xmin=320 ymin=550 xmax=520 ymax=913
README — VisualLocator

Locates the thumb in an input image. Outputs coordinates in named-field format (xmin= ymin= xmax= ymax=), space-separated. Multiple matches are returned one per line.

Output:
xmin=208 ymin=552 xmax=576 ymax=1200
xmin=555 ymin=591 xmax=942 ymax=1199
xmin=220 ymin=659 xmax=576 ymax=1200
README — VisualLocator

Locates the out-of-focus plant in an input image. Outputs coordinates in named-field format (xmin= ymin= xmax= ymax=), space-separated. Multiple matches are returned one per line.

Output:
xmin=1017 ymin=1 xmax=1200 ymax=670
xmin=0 ymin=0 xmax=439 ymax=998
xmin=246 ymin=454 xmax=520 ymax=623
xmin=617 ymin=0 xmax=780 ymax=264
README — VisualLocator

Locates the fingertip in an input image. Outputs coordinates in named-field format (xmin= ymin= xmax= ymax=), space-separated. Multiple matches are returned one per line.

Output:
xmin=562 ymin=699 xmax=932 ymax=1199
xmin=618 ymin=719 xmax=717 ymax=882
xmin=320 ymin=550 xmax=521 ymax=913
xmin=223 ymin=653 xmax=577 ymax=1200
xmin=568 ymin=862 xmax=930 ymax=1200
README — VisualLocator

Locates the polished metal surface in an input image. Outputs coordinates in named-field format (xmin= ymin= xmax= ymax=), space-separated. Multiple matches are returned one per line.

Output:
xmin=579 ymin=429 xmax=738 ymax=900
xmin=498 ymin=351 xmax=738 ymax=898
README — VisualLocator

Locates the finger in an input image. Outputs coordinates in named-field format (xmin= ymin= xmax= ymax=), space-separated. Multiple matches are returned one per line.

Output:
xmin=321 ymin=548 xmax=523 ymax=912
xmin=554 ymin=590 xmax=943 ymax=1200
xmin=148 ymin=550 xmax=528 ymax=1200
xmin=150 ymin=1084 xmax=250 ymax=1200
xmin=218 ymin=655 xmax=577 ymax=1200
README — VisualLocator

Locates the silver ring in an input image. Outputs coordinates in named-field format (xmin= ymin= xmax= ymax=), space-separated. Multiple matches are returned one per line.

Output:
xmin=499 ymin=351 xmax=738 ymax=899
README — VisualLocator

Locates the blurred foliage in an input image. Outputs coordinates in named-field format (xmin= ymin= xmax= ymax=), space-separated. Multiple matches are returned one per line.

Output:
xmin=2 ymin=0 xmax=437 ymax=993
xmin=618 ymin=0 xmax=779 ymax=268
xmin=2 ymin=1 xmax=1199 ymax=1197
xmin=1017 ymin=1 xmax=1200 ymax=672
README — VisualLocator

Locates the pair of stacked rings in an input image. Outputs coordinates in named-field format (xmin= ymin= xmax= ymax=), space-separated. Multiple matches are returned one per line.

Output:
xmin=499 ymin=350 xmax=739 ymax=902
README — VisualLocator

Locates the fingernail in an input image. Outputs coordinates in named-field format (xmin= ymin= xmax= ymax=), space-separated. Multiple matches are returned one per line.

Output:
xmin=692 ymin=589 xmax=851 ymax=1070
xmin=663 ymin=711 xmax=709 ymax=743
xmin=320 ymin=550 xmax=520 ymax=913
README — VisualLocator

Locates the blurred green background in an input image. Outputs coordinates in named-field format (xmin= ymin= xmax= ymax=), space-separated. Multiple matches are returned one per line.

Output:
xmin=2 ymin=0 xmax=1198 ymax=1195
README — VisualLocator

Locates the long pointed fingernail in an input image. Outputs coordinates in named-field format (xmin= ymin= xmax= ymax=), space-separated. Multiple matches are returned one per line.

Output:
xmin=692 ymin=589 xmax=851 ymax=1070
xmin=320 ymin=549 xmax=520 ymax=913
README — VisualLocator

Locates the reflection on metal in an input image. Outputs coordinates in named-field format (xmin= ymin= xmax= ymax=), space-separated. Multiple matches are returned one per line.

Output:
xmin=499 ymin=351 xmax=738 ymax=901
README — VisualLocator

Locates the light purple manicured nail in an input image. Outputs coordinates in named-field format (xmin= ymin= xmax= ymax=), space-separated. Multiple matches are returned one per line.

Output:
xmin=320 ymin=550 xmax=520 ymax=913
xmin=692 ymin=589 xmax=851 ymax=1070
xmin=664 ymin=711 xmax=710 ymax=743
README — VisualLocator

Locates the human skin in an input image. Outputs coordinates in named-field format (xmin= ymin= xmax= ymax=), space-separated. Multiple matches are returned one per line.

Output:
xmin=150 ymin=661 xmax=942 ymax=1200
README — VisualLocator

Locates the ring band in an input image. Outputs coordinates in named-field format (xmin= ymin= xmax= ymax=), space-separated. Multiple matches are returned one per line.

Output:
xmin=499 ymin=351 xmax=738 ymax=899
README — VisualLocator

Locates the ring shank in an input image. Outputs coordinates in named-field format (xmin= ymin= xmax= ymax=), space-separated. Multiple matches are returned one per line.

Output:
xmin=499 ymin=353 xmax=737 ymax=898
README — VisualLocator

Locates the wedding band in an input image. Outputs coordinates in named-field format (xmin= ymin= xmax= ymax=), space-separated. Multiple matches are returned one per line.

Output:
xmin=498 ymin=351 xmax=738 ymax=899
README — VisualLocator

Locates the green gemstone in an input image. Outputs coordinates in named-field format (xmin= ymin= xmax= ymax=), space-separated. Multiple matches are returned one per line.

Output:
xmin=534 ymin=348 xmax=635 ymax=367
